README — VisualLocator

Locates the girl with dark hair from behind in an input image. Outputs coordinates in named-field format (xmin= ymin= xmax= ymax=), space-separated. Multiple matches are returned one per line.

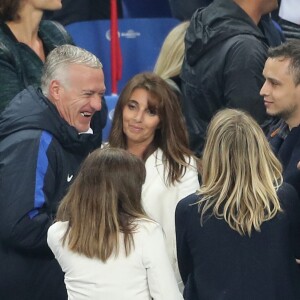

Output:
xmin=176 ymin=109 xmax=300 ymax=300
xmin=47 ymin=147 xmax=183 ymax=300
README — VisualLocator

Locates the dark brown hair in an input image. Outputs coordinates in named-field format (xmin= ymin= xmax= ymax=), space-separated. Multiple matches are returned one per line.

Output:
xmin=108 ymin=72 xmax=194 ymax=185
xmin=56 ymin=147 xmax=147 ymax=262
xmin=0 ymin=0 xmax=21 ymax=21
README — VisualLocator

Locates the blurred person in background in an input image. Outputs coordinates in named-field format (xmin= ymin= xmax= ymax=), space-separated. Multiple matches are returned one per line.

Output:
xmin=154 ymin=21 xmax=190 ymax=102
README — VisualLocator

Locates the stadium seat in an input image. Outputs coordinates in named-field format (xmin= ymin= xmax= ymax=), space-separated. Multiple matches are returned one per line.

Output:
xmin=66 ymin=18 xmax=180 ymax=95
xmin=122 ymin=0 xmax=172 ymax=18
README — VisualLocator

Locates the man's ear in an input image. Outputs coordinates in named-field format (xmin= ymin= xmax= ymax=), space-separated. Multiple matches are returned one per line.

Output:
xmin=49 ymin=80 xmax=62 ymax=101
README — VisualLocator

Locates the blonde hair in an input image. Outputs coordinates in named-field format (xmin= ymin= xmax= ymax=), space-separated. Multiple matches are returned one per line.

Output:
xmin=56 ymin=147 xmax=147 ymax=262
xmin=198 ymin=109 xmax=283 ymax=236
xmin=154 ymin=21 xmax=189 ymax=80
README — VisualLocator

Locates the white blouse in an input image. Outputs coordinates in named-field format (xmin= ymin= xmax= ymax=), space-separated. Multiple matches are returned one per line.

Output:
xmin=47 ymin=219 xmax=183 ymax=300
xmin=142 ymin=148 xmax=200 ymax=290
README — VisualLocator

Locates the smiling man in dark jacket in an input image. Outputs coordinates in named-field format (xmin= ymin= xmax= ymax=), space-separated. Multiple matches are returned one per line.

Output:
xmin=181 ymin=0 xmax=281 ymax=157
xmin=0 ymin=45 xmax=105 ymax=300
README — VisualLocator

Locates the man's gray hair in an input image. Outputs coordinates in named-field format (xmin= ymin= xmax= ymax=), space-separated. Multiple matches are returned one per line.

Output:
xmin=41 ymin=45 xmax=103 ymax=96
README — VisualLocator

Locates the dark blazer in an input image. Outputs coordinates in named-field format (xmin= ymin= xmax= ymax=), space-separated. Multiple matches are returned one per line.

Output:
xmin=268 ymin=119 xmax=300 ymax=197
xmin=176 ymin=184 xmax=300 ymax=299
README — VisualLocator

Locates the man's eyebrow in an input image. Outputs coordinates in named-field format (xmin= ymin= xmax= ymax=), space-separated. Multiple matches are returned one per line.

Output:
xmin=267 ymin=76 xmax=280 ymax=82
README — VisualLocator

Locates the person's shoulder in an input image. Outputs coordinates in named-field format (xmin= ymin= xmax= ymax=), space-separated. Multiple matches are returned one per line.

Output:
xmin=39 ymin=20 xmax=72 ymax=44
xmin=47 ymin=221 xmax=68 ymax=251
xmin=136 ymin=218 xmax=161 ymax=233
xmin=40 ymin=20 xmax=64 ymax=31
xmin=48 ymin=221 xmax=68 ymax=239
xmin=226 ymin=33 xmax=267 ymax=55
xmin=0 ymin=24 xmax=15 ymax=58
xmin=278 ymin=182 xmax=299 ymax=206
xmin=277 ymin=182 xmax=300 ymax=214
xmin=176 ymin=192 xmax=199 ymax=213
xmin=132 ymin=218 xmax=166 ymax=246
xmin=0 ymin=21 xmax=11 ymax=37
xmin=278 ymin=182 xmax=300 ymax=222
xmin=145 ymin=148 xmax=163 ymax=168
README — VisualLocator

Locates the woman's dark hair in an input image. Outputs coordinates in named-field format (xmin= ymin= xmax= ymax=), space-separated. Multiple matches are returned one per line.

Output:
xmin=0 ymin=0 xmax=21 ymax=21
xmin=109 ymin=72 xmax=194 ymax=185
xmin=56 ymin=147 xmax=148 ymax=262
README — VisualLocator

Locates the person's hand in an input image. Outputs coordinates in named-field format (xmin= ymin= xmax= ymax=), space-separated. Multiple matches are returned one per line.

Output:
xmin=298 ymin=161 xmax=300 ymax=170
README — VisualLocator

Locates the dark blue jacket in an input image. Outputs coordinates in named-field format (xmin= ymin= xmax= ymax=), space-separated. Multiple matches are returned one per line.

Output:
xmin=268 ymin=119 xmax=300 ymax=197
xmin=176 ymin=184 xmax=300 ymax=299
xmin=0 ymin=87 xmax=102 ymax=300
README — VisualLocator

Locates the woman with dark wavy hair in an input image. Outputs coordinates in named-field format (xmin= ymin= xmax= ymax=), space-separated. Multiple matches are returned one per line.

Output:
xmin=0 ymin=0 xmax=72 ymax=112
xmin=48 ymin=147 xmax=183 ymax=300
xmin=109 ymin=72 xmax=200 ymax=291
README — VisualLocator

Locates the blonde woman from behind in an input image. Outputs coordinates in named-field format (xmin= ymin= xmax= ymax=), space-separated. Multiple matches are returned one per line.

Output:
xmin=176 ymin=109 xmax=300 ymax=300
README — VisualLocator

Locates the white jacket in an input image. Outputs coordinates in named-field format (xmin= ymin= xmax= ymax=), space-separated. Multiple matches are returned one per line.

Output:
xmin=142 ymin=148 xmax=200 ymax=290
xmin=47 ymin=219 xmax=183 ymax=300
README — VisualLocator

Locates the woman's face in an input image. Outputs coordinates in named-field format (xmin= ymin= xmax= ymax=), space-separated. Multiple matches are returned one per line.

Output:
xmin=122 ymin=88 xmax=160 ymax=150
xmin=25 ymin=0 xmax=62 ymax=11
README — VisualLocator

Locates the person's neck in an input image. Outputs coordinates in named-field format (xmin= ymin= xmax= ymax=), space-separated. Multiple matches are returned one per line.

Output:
xmin=233 ymin=0 xmax=262 ymax=25
xmin=286 ymin=117 xmax=300 ymax=130
xmin=6 ymin=9 xmax=45 ymax=60
xmin=127 ymin=142 xmax=149 ymax=160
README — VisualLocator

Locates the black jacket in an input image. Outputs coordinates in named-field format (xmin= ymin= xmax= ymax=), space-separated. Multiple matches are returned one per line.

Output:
xmin=267 ymin=119 xmax=300 ymax=198
xmin=181 ymin=0 xmax=281 ymax=157
xmin=176 ymin=184 xmax=300 ymax=299
xmin=0 ymin=87 xmax=101 ymax=300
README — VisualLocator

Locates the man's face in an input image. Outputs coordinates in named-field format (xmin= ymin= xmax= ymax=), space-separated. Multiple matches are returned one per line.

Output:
xmin=260 ymin=57 xmax=300 ymax=127
xmin=52 ymin=64 xmax=106 ymax=133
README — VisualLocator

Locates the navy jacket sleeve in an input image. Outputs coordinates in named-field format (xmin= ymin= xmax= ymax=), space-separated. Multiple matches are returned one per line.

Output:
xmin=0 ymin=130 xmax=58 ymax=257
xmin=175 ymin=195 xmax=195 ymax=284
xmin=278 ymin=183 xmax=300 ymax=259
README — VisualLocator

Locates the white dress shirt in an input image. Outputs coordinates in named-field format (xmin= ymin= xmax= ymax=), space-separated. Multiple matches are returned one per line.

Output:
xmin=47 ymin=219 xmax=183 ymax=300
xmin=142 ymin=148 xmax=200 ymax=291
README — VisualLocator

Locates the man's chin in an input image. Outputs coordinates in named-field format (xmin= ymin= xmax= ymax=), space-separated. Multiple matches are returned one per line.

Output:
xmin=76 ymin=124 xmax=92 ymax=134
xmin=266 ymin=109 xmax=279 ymax=118
xmin=267 ymin=110 xmax=290 ymax=123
